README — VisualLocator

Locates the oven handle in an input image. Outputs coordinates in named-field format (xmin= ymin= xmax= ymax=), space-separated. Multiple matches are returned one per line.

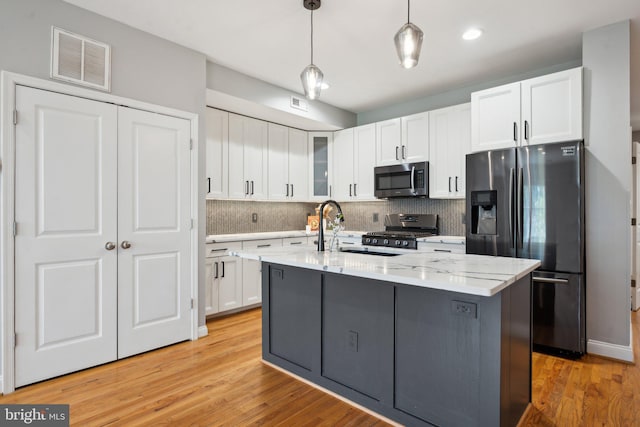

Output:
xmin=410 ymin=166 xmax=416 ymax=194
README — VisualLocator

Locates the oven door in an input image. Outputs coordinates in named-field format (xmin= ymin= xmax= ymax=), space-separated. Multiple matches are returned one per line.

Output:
xmin=374 ymin=161 xmax=428 ymax=198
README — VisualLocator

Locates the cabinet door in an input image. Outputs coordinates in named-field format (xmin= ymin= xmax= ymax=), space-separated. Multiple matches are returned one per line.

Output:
xmin=244 ymin=117 xmax=269 ymax=199
xmin=376 ymin=118 xmax=402 ymax=166
xmin=228 ymin=113 xmax=247 ymax=199
xmin=205 ymin=108 xmax=228 ymax=199
xmin=453 ymin=103 xmax=471 ymax=198
xmin=353 ymin=123 xmax=376 ymax=199
xmin=402 ymin=111 xmax=429 ymax=163
xmin=429 ymin=106 xmax=457 ymax=198
xmin=288 ymin=128 xmax=309 ymax=201
xmin=332 ymin=128 xmax=355 ymax=200
xmin=205 ymin=258 xmax=219 ymax=315
xmin=471 ymin=82 xmax=520 ymax=152
xmin=218 ymin=255 xmax=242 ymax=311
xmin=242 ymin=239 xmax=282 ymax=305
xmin=267 ymin=123 xmax=289 ymax=200
xmin=308 ymin=132 xmax=333 ymax=200
xmin=521 ymin=67 xmax=582 ymax=145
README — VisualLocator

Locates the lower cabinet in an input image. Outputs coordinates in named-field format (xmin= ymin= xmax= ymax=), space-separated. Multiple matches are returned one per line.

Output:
xmin=205 ymin=241 xmax=243 ymax=316
xmin=242 ymin=238 xmax=283 ymax=305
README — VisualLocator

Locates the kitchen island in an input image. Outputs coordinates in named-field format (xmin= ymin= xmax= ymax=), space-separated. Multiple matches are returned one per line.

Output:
xmin=230 ymin=246 xmax=540 ymax=427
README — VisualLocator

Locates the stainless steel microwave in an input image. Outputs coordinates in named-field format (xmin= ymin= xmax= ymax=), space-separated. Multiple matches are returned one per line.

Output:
xmin=374 ymin=161 xmax=429 ymax=198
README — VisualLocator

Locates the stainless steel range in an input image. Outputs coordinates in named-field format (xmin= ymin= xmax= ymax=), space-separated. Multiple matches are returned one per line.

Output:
xmin=362 ymin=213 xmax=438 ymax=250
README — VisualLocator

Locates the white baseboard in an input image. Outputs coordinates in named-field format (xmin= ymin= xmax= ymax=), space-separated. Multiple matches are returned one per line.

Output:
xmin=0 ymin=375 xmax=3 ymax=394
xmin=587 ymin=339 xmax=634 ymax=362
xmin=198 ymin=325 xmax=209 ymax=338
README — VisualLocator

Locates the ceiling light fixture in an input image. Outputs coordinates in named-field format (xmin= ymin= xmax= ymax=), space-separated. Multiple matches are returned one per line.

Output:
xmin=394 ymin=0 xmax=424 ymax=69
xmin=300 ymin=0 xmax=323 ymax=100
xmin=462 ymin=28 xmax=483 ymax=41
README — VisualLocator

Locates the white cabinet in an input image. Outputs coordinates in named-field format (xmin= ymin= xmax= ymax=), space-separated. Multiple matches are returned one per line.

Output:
xmin=241 ymin=238 xmax=282 ymax=305
xmin=308 ymin=132 xmax=334 ymax=200
xmin=419 ymin=241 xmax=466 ymax=254
xmin=228 ymin=113 xmax=268 ymax=199
xmin=205 ymin=107 xmax=229 ymax=199
xmin=333 ymin=124 xmax=377 ymax=200
xmin=205 ymin=241 xmax=243 ymax=316
xmin=268 ymin=124 xmax=308 ymax=201
xmin=429 ymin=103 xmax=471 ymax=199
xmin=471 ymin=67 xmax=582 ymax=152
xmin=376 ymin=112 xmax=429 ymax=166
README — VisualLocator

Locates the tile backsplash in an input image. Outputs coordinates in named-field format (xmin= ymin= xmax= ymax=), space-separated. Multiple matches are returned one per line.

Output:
xmin=207 ymin=198 xmax=465 ymax=236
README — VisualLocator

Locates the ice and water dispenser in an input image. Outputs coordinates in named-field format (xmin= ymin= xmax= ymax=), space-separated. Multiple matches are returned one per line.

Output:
xmin=470 ymin=190 xmax=497 ymax=235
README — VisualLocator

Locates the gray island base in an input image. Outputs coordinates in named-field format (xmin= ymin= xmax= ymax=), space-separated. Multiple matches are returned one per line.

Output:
xmin=231 ymin=247 xmax=540 ymax=426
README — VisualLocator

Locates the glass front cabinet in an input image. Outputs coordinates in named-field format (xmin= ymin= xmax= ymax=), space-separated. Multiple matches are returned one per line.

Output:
xmin=308 ymin=132 xmax=334 ymax=201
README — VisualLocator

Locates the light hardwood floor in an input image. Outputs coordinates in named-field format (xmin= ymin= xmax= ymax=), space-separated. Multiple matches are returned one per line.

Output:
xmin=1 ymin=308 xmax=639 ymax=426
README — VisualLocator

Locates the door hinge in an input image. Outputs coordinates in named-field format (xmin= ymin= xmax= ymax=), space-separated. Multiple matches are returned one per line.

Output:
xmin=190 ymin=298 xmax=194 ymax=309
xmin=189 ymin=139 xmax=193 ymax=150
xmin=190 ymin=219 xmax=194 ymax=229
xmin=14 ymin=333 xmax=17 ymax=347
xmin=633 ymin=156 xmax=637 ymax=165
xmin=633 ymin=218 xmax=637 ymax=226
xmin=13 ymin=221 xmax=17 ymax=236
xmin=13 ymin=110 xmax=18 ymax=125
xmin=632 ymin=279 xmax=637 ymax=288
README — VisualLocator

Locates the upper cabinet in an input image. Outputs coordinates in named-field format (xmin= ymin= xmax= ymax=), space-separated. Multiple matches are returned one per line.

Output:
xmin=376 ymin=112 xmax=429 ymax=166
xmin=471 ymin=67 xmax=582 ymax=152
xmin=333 ymin=124 xmax=377 ymax=201
xmin=308 ymin=132 xmax=334 ymax=201
xmin=205 ymin=108 xmax=229 ymax=199
xmin=267 ymin=124 xmax=309 ymax=201
xmin=228 ymin=113 xmax=269 ymax=199
xmin=428 ymin=103 xmax=471 ymax=199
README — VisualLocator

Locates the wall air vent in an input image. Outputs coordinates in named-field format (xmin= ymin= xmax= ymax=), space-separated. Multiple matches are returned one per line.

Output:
xmin=51 ymin=27 xmax=111 ymax=92
xmin=290 ymin=95 xmax=308 ymax=112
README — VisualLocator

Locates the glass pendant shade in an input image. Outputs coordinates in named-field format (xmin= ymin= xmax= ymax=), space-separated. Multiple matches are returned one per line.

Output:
xmin=300 ymin=63 xmax=324 ymax=100
xmin=394 ymin=22 xmax=424 ymax=69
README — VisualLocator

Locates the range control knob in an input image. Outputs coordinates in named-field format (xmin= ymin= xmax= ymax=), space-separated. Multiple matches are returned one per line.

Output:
xmin=364 ymin=238 xmax=371 ymax=244
xmin=395 ymin=240 xmax=401 ymax=246
xmin=402 ymin=241 xmax=409 ymax=247
xmin=383 ymin=239 xmax=389 ymax=245
xmin=372 ymin=239 xmax=378 ymax=244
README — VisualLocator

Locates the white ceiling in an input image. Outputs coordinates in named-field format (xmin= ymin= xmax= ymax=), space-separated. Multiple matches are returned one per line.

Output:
xmin=64 ymin=0 xmax=639 ymax=123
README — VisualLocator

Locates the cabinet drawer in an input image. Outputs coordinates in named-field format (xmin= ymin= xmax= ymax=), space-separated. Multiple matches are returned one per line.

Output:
xmin=242 ymin=238 xmax=283 ymax=250
xmin=419 ymin=242 xmax=465 ymax=254
xmin=206 ymin=241 xmax=242 ymax=258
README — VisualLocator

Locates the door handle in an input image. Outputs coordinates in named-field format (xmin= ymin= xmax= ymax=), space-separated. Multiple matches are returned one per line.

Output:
xmin=289 ymin=241 xmax=303 ymax=245
xmin=524 ymin=120 xmax=530 ymax=142
xmin=286 ymin=183 xmax=289 ymax=197
xmin=105 ymin=242 xmax=116 ymax=251
xmin=291 ymin=184 xmax=293 ymax=198
xmin=245 ymin=180 xmax=249 ymax=195
xmin=513 ymin=122 xmax=518 ymax=144
xmin=121 ymin=241 xmax=132 ymax=249
xmin=257 ymin=244 xmax=271 ymax=248
xmin=533 ymin=277 xmax=569 ymax=285
xmin=402 ymin=145 xmax=406 ymax=159
xmin=434 ymin=249 xmax=452 ymax=253
xmin=449 ymin=177 xmax=452 ymax=193
xmin=207 ymin=177 xmax=211 ymax=194
xmin=353 ymin=183 xmax=357 ymax=197
xmin=509 ymin=167 xmax=515 ymax=249
xmin=214 ymin=261 xmax=219 ymax=279
xmin=455 ymin=176 xmax=459 ymax=192
xmin=221 ymin=261 xmax=225 ymax=278
xmin=250 ymin=181 xmax=254 ymax=195
xmin=395 ymin=146 xmax=399 ymax=160
xmin=517 ymin=167 xmax=524 ymax=249
xmin=349 ymin=184 xmax=352 ymax=197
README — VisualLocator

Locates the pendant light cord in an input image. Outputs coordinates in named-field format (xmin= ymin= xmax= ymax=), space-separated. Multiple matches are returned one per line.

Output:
xmin=310 ymin=8 xmax=314 ymax=64
xmin=407 ymin=0 xmax=411 ymax=23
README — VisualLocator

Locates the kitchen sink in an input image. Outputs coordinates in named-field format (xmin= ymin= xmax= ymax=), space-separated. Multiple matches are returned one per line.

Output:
xmin=339 ymin=248 xmax=401 ymax=257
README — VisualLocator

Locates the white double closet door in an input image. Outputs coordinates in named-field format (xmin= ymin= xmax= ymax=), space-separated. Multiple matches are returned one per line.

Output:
xmin=14 ymin=86 xmax=192 ymax=387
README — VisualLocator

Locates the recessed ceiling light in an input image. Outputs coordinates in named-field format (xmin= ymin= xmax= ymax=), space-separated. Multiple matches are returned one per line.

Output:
xmin=462 ymin=28 xmax=483 ymax=41
xmin=321 ymin=82 xmax=330 ymax=90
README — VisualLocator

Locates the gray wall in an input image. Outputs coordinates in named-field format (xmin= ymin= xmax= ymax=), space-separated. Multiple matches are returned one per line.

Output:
xmin=583 ymin=21 xmax=631 ymax=349
xmin=0 ymin=0 xmax=209 ymax=331
xmin=357 ymin=61 xmax=581 ymax=125
xmin=207 ymin=199 xmax=465 ymax=237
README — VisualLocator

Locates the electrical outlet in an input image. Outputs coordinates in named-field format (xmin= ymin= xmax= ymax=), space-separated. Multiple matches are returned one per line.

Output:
xmin=373 ymin=213 xmax=379 ymax=222
xmin=252 ymin=213 xmax=258 ymax=223
xmin=451 ymin=300 xmax=477 ymax=318
xmin=347 ymin=330 xmax=359 ymax=352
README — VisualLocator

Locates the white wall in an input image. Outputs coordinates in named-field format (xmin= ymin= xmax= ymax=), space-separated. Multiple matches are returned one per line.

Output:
xmin=0 ymin=0 xmax=209 ymax=335
xmin=583 ymin=21 xmax=632 ymax=359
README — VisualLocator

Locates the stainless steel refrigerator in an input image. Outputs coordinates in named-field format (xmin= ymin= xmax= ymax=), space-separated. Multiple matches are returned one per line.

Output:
xmin=465 ymin=140 xmax=585 ymax=356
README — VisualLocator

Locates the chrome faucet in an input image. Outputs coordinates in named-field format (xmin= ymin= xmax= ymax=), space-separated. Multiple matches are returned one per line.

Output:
xmin=317 ymin=200 xmax=344 ymax=252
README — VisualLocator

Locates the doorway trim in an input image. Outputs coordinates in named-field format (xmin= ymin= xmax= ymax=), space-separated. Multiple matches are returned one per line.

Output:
xmin=0 ymin=70 xmax=200 ymax=394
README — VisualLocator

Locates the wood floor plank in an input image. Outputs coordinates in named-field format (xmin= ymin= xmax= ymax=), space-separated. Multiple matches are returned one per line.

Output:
xmin=2 ymin=307 xmax=640 ymax=426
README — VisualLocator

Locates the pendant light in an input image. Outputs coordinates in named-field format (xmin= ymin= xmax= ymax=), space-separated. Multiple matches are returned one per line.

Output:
xmin=394 ymin=0 xmax=424 ymax=69
xmin=300 ymin=0 xmax=324 ymax=100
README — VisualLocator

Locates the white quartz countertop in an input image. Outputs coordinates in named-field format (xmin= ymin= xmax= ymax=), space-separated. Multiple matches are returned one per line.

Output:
xmin=229 ymin=246 xmax=538 ymax=297
xmin=206 ymin=230 xmax=366 ymax=243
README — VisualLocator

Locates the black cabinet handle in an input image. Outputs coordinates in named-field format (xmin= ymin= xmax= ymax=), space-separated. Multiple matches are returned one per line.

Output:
xmin=245 ymin=180 xmax=249 ymax=195
xmin=524 ymin=120 xmax=530 ymax=141
xmin=354 ymin=183 xmax=357 ymax=197
xmin=402 ymin=145 xmax=406 ymax=159
xmin=449 ymin=176 xmax=452 ymax=192
xmin=455 ymin=176 xmax=459 ymax=192
xmin=291 ymin=184 xmax=294 ymax=198
xmin=207 ymin=177 xmax=211 ymax=194
xmin=349 ymin=184 xmax=352 ymax=197
xmin=214 ymin=261 xmax=219 ymax=279
xmin=434 ymin=249 xmax=452 ymax=253
xmin=286 ymin=183 xmax=289 ymax=197
xmin=513 ymin=122 xmax=518 ymax=143
xmin=221 ymin=261 xmax=225 ymax=278
xmin=395 ymin=146 xmax=399 ymax=160
xmin=250 ymin=181 xmax=254 ymax=195
xmin=289 ymin=241 xmax=303 ymax=245
xmin=257 ymin=244 xmax=271 ymax=248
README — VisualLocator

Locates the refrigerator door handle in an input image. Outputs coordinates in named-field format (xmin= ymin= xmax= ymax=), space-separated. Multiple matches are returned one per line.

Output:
xmin=509 ymin=167 xmax=515 ymax=249
xmin=518 ymin=167 xmax=524 ymax=249
xmin=532 ymin=276 xmax=570 ymax=285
